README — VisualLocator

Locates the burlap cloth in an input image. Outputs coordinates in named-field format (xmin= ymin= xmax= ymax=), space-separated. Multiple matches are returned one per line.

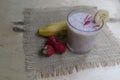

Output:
xmin=23 ymin=6 xmax=120 ymax=78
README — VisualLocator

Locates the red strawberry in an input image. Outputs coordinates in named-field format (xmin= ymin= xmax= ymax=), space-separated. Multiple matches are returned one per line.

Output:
xmin=46 ymin=36 xmax=59 ymax=45
xmin=41 ymin=45 xmax=55 ymax=57
xmin=84 ymin=20 xmax=90 ymax=25
xmin=53 ymin=42 xmax=66 ymax=54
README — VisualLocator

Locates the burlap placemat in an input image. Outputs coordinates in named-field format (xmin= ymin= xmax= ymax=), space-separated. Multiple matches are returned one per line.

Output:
xmin=23 ymin=6 xmax=120 ymax=78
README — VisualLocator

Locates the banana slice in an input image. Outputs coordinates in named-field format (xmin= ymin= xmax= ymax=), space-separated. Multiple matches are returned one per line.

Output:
xmin=94 ymin=9 xmax=109 ymax=25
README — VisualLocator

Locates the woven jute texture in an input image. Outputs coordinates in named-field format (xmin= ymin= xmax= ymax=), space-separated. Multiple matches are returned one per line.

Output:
xmin=23 ymin=6 xmax=120 ymax=78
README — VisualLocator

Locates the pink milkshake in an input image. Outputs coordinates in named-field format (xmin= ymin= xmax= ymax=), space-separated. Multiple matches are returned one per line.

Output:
xmin=67 ymin=10 xmax=104 ymax=54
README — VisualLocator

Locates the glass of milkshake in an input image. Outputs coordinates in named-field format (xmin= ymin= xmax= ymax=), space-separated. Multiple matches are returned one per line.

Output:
xmin=67 ymin=10 xmax=104 ymax=54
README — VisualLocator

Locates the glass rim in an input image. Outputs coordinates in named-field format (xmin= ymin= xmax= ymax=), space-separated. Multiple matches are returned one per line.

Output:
xmin=67 ymin=10 xmax=104 ymax=32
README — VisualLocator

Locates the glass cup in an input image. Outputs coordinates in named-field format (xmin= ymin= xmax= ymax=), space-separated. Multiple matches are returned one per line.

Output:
xmin=67 ymin=10 xmax=104 ymax=54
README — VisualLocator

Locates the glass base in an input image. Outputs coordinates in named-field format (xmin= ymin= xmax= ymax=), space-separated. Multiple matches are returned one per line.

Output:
xmin=67 ymin=42 xmax=91 ymax=54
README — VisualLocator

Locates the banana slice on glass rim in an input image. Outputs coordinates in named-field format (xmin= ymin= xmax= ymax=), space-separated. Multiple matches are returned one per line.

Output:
xmin=94 ymin=9 xmax=109 ymax=25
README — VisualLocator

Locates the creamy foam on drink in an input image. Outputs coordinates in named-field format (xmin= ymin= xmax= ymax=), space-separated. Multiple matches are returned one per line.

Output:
xmin=68 ymin=12 xmax=100 ymax=32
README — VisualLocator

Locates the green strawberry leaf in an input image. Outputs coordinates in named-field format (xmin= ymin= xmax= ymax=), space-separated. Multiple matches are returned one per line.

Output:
xmin=42 ymin=49 xmax=47 ymax=54
xmin=56 ymin=33 xmax=63 ymax=38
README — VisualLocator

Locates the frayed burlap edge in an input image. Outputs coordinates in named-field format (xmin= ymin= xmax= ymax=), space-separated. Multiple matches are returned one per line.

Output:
xmin=28 ymin=60 xmax=120 ymax=79
xmin=23 ymin=7 xmax=120 ymax=79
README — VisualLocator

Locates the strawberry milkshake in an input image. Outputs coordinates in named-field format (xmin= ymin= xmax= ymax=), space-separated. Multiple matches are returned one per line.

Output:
xmin=67 ymin=10 xmax=104 ymax=54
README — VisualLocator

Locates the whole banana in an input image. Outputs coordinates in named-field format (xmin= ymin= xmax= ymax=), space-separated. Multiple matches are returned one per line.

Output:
xmin=38 ymin=20 xmax=68 ymax=37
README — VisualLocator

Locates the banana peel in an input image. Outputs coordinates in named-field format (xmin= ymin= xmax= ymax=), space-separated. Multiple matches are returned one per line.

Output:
xmin=38 ymin=20 xmax=68 ymax=37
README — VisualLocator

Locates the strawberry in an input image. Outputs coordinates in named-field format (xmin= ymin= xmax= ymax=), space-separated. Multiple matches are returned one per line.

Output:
xmin=41 ymin=45 xmax=55 ymax=57
xmin=53 ymin=42 xmax=66 ymax=54
xmin=46 ymin=36 xmax=59 ymax=45
xmin=56 ymin=33 xmax=65 ymax=42
xmin=84 ymin=20 xmax=90 ymax=25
